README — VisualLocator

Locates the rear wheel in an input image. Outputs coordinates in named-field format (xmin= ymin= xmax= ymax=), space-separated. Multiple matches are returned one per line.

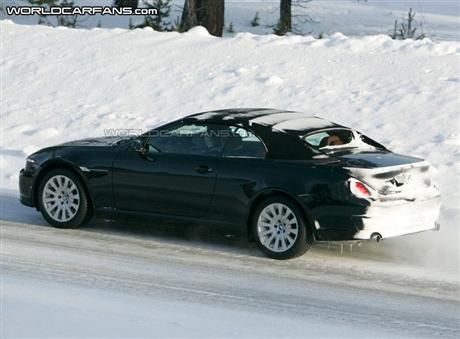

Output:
xmin=38 ymin=169 xmax=90 ymax=229
xmin=253 ymin=196 xmax=312 ymax=259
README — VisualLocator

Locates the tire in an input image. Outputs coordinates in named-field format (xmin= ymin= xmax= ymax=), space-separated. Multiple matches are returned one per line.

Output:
xmin=252 ymin=196 xmax=313 ymax=260
xmin=37 ymin=168 xmax=91 ymax=229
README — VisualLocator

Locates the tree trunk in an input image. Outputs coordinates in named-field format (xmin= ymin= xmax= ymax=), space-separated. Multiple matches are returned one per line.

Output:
xmin=180 ymin=0 xmax=198 ymax=32
xmin=180 ymin=0 xmax=224 ymax=37
xmin=279 ymin=0 xmax=292 ymax=33
xmin=202 ymin=0 xmax=224 ymax=37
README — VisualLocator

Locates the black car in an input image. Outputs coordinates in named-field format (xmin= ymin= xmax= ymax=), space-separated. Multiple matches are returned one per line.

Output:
xmin=19 ymin=108 xmax=441 ymax=259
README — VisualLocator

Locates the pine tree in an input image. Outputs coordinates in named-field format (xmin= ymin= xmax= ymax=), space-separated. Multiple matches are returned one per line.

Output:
xmin=134 ymin=0 xmax=172 ymax=31
xmin=227 ymin=21 xmax=235 ymax=33
xmin=250 ymin=12 xmax=260 ymax=27
xmin=28 ymin=0 xmax=80 ymax=27
xmin=113 ymin=0 xmax=138 ymax=8
xmin=390 ymin=8 xmax=425 ymax=40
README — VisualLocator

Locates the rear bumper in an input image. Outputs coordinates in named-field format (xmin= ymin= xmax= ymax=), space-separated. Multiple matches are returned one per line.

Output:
xmin=308 ymin=187 xmax=441 ymax=241
xmin=353 ymin=193 xmax=441 ymax=240
xmin=19 ymin=168 xmax=35 ymax=207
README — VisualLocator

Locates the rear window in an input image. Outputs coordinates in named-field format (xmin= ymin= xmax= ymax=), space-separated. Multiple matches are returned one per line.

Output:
xmin=303 ymin=128 xmax=383 ymax=154
xmin=304 ymin=129 xmax=354 ymax=148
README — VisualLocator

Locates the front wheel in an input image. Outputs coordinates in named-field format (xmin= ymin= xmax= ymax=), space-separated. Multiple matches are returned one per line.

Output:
xmin=252 ymin=197 xmax=312 ymax=259
xmin=38 ymin=169 xmax=90 ymax=229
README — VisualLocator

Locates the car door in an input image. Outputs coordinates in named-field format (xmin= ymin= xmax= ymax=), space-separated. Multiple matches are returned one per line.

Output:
xmin=206 ymin=126 xmax=269 ymax=224
xmin=112 ymin=122 xmax=224 ymax=218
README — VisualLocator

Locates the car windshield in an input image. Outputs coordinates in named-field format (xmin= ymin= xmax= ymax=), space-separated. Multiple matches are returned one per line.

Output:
xmin=303 ymin=128 xmax=377 ymax=154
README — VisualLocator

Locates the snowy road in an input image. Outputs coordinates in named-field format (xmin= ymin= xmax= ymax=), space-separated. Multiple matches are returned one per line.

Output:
xmin=2 ymin=215 xmax=459 ymax=338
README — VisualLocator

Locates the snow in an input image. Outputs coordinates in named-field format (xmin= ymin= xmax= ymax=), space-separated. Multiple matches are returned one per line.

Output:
xmin=186 ymin=25 xmax=212 ymax=37
xmin=1 ymin=16 xmax=459 ymax=337
xmin=2 ymin=220 xmax=459 ymax=337
xmin=4 ymin=276 xmax=377 ymax=338
xmin=3 ymin=1 xmax=459 ymax=41
xmin=225 ymin=0 xmax=460 ymax=41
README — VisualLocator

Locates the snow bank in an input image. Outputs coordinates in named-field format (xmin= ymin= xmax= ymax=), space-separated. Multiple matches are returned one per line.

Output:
xmin=4 ymin=0 xmax=459 ymax=41
xmin=1 ymin=21 xmax=459 ymax=269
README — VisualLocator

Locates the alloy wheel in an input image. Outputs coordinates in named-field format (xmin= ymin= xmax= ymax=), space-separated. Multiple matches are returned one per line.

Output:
xmin=42 ymin=175 xmax=80 ymax=222
xmin=257 ymin=203 xmax=299 ymax=253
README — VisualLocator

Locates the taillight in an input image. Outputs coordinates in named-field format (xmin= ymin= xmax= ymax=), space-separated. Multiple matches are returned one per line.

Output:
xmin=349 ymin=178 xmax=371 ymax=198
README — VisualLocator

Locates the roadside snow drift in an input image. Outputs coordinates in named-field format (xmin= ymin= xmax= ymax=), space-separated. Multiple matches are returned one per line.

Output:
xmin=1 ymin=21 xmax=459 ymax=270
xmin=4 ymin=0 xmax=460 ymax=41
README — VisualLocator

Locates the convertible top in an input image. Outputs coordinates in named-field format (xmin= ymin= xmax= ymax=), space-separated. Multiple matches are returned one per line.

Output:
xmin=184 ymin=108 xmax=341 ymax=136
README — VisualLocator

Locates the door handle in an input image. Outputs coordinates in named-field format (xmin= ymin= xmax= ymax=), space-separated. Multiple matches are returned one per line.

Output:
xmin=195 ymin=165 xmax=213 ymax=174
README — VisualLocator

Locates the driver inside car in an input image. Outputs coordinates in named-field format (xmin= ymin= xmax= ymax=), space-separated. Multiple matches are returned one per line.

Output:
xmin=202 ymin=126 xmax=228 ymax=154
xmin=319 ymin=134 xmax=344 ymax=147
xmin=326 ymin=135 xmax=344 ymax=146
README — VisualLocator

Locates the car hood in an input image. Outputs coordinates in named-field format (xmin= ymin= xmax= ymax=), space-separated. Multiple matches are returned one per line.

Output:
xmin=58 ymin=136 xmax=128 ymax=147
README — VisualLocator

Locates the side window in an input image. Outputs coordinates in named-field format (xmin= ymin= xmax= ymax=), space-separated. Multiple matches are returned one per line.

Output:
xmin=223 ymin=126 xmax=267 ymax=158
xmin=146 ymin=123 xmax=228 ymax=156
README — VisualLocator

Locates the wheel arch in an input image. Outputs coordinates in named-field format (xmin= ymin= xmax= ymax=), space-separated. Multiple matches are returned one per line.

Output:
xmin=33 ymin=159 xmax=94 ymax=213
xmin=246 ymin=188 xmax=314 ymax=241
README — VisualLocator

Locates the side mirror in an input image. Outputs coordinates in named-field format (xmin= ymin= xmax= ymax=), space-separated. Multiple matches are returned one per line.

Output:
xmin=131 ymin=138 xmax=144 ymax=153
xmin=131 ymin=139 xmax=156 ymax=162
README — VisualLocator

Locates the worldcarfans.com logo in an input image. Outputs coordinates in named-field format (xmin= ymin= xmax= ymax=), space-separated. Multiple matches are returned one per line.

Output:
xmin=5 ymin=5 xmax=158 ymax=16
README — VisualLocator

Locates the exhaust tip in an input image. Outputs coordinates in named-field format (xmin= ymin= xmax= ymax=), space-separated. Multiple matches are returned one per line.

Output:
xmin=370 ymin=233 xmax=382 ymax=242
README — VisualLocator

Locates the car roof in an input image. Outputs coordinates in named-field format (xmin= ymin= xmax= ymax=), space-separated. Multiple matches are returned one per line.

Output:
xmin=184 ymin=108 xmax=341 ymax=135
